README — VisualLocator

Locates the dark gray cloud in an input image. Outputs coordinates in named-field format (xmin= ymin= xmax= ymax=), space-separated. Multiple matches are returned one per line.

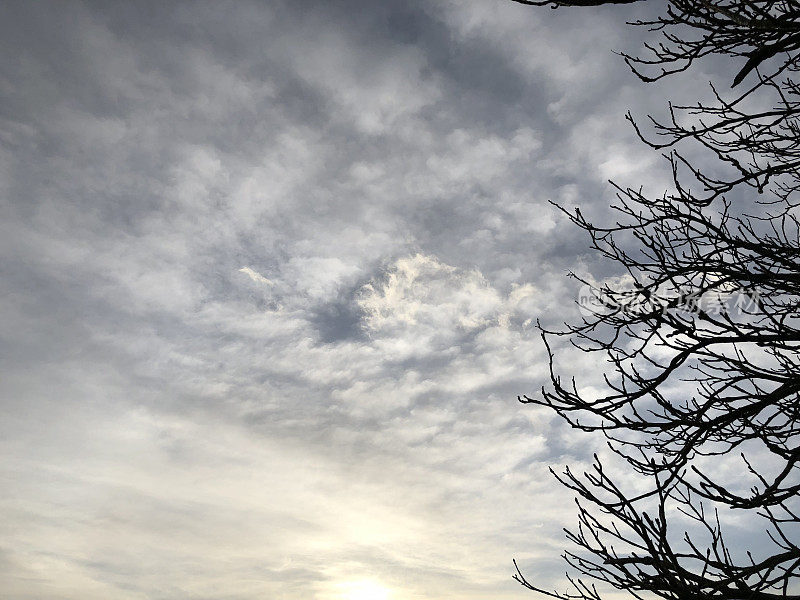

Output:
xmin=0 ymin=1 xmax=714 ymax=598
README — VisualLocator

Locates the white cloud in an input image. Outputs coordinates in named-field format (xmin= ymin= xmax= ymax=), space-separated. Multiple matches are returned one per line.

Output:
xmin=238 ymin=266 xmax=273 ymax=286
xmin=360 ymin=253 xmax=540 ymax=339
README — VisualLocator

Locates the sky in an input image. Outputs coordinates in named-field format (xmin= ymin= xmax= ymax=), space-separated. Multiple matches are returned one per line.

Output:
xmin=0 ymin=1 xmax=718 ymax=599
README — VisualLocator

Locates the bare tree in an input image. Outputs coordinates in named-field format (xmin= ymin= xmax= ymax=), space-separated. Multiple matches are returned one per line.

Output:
xmin=513 ymin=1 xmax=800 ymax=87
xmin=509 ymin=2 xmax=800 ymax=599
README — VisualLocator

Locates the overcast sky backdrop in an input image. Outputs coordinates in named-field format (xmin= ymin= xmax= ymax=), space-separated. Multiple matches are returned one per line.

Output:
xmin=0 ymin=1 xmax=713 ymax=599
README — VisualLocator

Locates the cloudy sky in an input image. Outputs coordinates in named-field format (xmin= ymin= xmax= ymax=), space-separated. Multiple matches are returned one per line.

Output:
xmin=0 ymin=1 xmax=706 ymax=598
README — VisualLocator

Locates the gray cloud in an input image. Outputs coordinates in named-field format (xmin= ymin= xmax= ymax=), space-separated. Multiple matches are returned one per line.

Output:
xmin=0 ymin=1 xmax=706 ymax=598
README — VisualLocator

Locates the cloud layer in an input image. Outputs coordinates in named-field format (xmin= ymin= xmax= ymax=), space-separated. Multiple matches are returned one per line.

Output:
xmin=0 ymin=1 xmax=688 ymax=598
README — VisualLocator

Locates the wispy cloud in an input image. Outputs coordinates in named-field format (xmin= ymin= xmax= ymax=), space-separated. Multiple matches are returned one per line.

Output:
xmin=238 ymin=266 xmax=273 ymax=286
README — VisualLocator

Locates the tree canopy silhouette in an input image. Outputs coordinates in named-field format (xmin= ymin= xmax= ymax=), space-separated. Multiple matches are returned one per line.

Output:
xmin=510 ymin=2 xmax=800 ymax=599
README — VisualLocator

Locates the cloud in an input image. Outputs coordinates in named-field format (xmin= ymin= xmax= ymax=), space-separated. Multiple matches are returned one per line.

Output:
xmin=359 ymin=253 xmax=540 ymax=358
xmin=238 ymin=266 xmax=273 ymax=286
xmin=0 ymin=1 xmax=682 ymax=599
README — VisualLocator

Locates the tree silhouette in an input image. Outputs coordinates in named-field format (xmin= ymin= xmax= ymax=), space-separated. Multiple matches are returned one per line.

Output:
xmin=510 ymin=2 xmax=800 ymax=599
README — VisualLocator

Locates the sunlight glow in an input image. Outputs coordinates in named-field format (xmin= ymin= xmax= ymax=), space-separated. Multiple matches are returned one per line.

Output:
xmin=339 ymin=580 xmax=391 ymax=600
